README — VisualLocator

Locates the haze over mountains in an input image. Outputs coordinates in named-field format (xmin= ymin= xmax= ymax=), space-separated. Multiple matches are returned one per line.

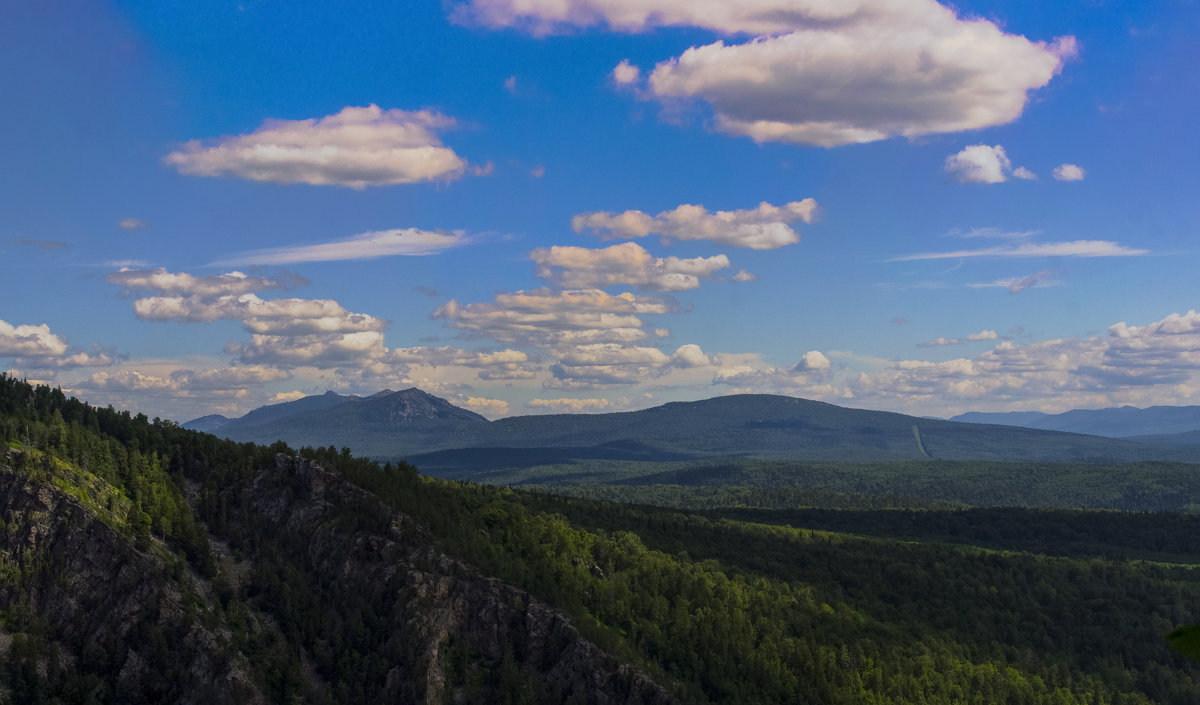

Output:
xmin=186 ymin=389 xmax=1200 ymax=471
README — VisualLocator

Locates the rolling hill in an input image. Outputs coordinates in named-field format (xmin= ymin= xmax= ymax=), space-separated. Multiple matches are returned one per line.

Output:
xmin=187 ymin=390 xmax=1200 ymax=471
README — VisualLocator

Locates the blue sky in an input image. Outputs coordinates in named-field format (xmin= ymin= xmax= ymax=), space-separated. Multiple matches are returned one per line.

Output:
xmin=2 ymin=0 xmax=1198 ymax=421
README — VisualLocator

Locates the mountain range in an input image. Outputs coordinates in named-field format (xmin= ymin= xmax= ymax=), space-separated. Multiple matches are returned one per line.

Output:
xmin=186 ymin=389 xmax=1200 ymax=472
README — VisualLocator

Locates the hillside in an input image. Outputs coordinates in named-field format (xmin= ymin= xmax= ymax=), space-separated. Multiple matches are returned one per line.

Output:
xmin=194 ymin=390 xmax=1199 ymax=470
xmin=951 ymin=404 xmax=1200 ymax=438
xmin=7 ymin=376 xmax=1200 ymax=704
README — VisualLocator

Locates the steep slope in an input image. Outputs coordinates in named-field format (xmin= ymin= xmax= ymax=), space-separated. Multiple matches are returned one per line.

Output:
xmin=211 ymin=388 xmax=489 ymax=455
xmin=222 ymin=453 xmax=676 ymax=704
xmin=0 ymin=458 xmax=264 ymax=704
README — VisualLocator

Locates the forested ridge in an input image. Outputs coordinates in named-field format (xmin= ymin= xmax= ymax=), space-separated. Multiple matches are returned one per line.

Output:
xmin=2 ymin=375 xmax=1199 ymax=704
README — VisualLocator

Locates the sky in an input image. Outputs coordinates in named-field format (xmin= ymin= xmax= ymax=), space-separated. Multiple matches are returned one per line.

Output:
xmin=2 ymin=0 xmax=1199 ymax=423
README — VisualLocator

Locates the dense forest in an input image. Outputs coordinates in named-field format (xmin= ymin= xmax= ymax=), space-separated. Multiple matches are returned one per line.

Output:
xmin=2 ymin=375 xmax=1200 ymax=703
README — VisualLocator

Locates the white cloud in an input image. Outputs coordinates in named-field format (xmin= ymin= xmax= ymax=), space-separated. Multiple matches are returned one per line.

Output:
xmin=1053 ymin=163 xmax=1087 ymax=181
xmin=0 ymin=319 xmax=114 ymax=369
xmin=612 ymin=59 xmax=641 ymax=85
xmin=671 ymin=343 xmax=711 ymax=368
xmin=504 ymin=75 xmax=518 ymax=93
xmin=944 ymin=145 xmax=1012 ymax=184
xmin=793 ymin=349 xmax=830 ymax=372
xmin=107 ymin=267 xmax=297 ymax=298
xmin=849 ymin=309 xmax=1200 ymax=413
xmin=918 ymin=330 xmax=998 ymax=347
xmin=434 ymin=287 xmax=672 ymax=349
xmin=118 ymin=218 xmax=150 ymax=232
xmin=531 ymin=165 xmax=546 ymax=178
xmin=531 ymin=242 xmax=730 ymax=291
xmin=528 ymin=397 xmax=612 ymax=413
xmin=214 ymin=228 xmax=467 ymax=266
xmin=1012 ymin=166 xmax=1038 ymax=180
xmin=893 ymin=240 xmax=1146 ymax=261
xmin=573 ymin=199 xmax=816 ymax=250
xmin=731 ymin=269 xmax=757 ymax=282
xmin=390 ymin=345 xmax=536 ymax=380
xmin=458 ymin=396 xmax=511 ymax=418
xmin=163 ymin=105 xmax=472 ymax=188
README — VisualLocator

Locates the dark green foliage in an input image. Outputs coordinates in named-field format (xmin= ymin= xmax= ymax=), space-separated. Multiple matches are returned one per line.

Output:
xmin=4 ymin=374 xmax=1200 ymax=704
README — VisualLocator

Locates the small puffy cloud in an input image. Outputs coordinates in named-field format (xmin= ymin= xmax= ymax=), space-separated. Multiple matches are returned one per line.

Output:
xmin=531 ymin=242 xmax=730 ymax=291
xmin=611 ymin=59 xmax=641 ymax=86
xmin=531 ymin=165 xmax=546 ymax=178
xmin=670 ymin=343 xmax=711 ymax=368
xmin=528 ymin=397 xmax=611 ymax=414
xmin=1012 ymin=166 xmax=1038 ymax=180
xmin=163 ymin=105 xmax=472 ymax=188
xmin=731 ymin=269 xmax=757 ymax=282
xmin=118 ymin=218 xmax=150 ymax=232
xmin=504 ymin=75 xmax=518 ymax=93
xmin=573 ymin=199 xmax=817 ymax=250
xmin=944 ymin=145 xmax=1013 ymax=184
xmin=434 ymin=287 xmax=671 ymax=349
xmin=893 ymin=240 xmax=1146 ymax=261
xmin=213 ymin=228 xmax=467 ymax=266
xmin=228 ymin=331 xmax=389 ymax=368
xmin=967 ymin=330 xmax=999 ymax=341
xmin=548 ymin=343 xmax=672 ymax=388
xmin=793 ymin=350 xmax=830 ymax=372
xmin=1053 ymin=163 xmax=1087 ymax=181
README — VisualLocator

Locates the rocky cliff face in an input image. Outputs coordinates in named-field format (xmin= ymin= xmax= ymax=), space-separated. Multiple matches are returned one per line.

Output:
xmin=0 ymin=452 xmax=678 ymax=704
xmin=0 ymin=462 xmax=264 ymax=704
xmin=228 ymin=454 xmax=677 ymax=705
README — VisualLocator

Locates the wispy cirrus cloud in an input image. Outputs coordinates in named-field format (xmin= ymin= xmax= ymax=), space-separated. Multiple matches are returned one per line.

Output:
xmin=213 ymin=228 xmax=468 ymax=266
xmin=968 ymin=270 xmax=1062 ymax=294
xmin=164 ymin=105 xmax=475 ymax=188
xmin=918 ymin=330 xmax=998 ymax=348
xmin=11 ymin=237 xmax=66 ymax=250
xmin=892 ymin=240 xmax=1146 ymax=262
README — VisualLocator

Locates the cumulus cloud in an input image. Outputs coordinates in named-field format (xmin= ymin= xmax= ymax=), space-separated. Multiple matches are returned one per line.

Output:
xmin=671 ymin=343 xmax=711 ymax=368
xmin=893 ymin=240 xmax=1146 ymax=261
xmin=612 ymin=59 xmax=641 ymax=85
xmin=1053 ymin=163 xmax=1087 ymax=181
xmin=163 ymin=105 xmax=472 ymax=188
xmin=732 ymin=269 xmax=757 ymax=282
xmin=573 ymin=199 xmax=816 ymax=250
xmin=528 ymin=397 xmax=612 ymax=413
xmin=1012 ymin=166 xmax=1038 ymax=180
xmin=532 ymin=242 xmax=730 ymax=291
xmin=118 ymin=218 xmax=150 ymax=232
xmin=850 ymin=309 xmax=1200 ymax=412
xmin=213 ymin=228 xmax=468 ymax=266
xmin=944 ymin=145 xmax=1018 ymax=184
xmin=271 ymin=390 xmax=308 ymax=403
xmin=0 ymin=320 xmax=114 ymax=369
xmin=434 ymin=287 xmax=672 ymax=349
xmin=793 ymin=350 xmax=830 ymax=372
